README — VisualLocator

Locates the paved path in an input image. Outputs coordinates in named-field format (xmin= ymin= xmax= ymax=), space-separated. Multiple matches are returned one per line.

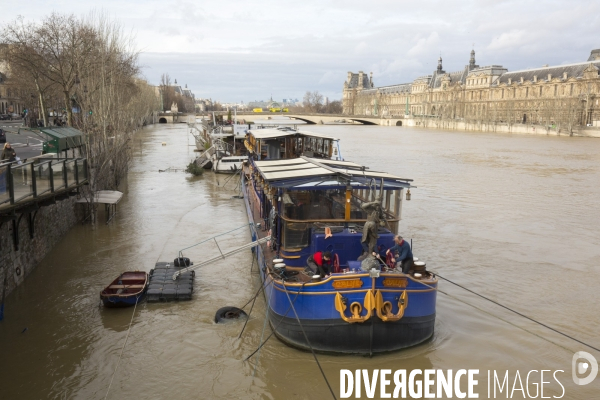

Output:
xmin=1 ymin=121 xmax=45 ymax=160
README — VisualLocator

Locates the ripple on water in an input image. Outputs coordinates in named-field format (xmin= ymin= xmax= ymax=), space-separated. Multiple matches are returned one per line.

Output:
xmin=1 ymin=124 xmax=599 ymax=398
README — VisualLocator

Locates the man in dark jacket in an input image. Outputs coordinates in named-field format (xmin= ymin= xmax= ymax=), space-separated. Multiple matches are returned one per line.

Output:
xmin=386 ymin=235 xmax=414 ymax=273
xmin=307 ymin=251 xmax=332 ymax=278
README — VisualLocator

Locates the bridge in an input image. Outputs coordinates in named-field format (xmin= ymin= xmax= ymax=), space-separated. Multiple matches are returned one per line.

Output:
xmin=199 ymin=111 xmax=406 ymax=126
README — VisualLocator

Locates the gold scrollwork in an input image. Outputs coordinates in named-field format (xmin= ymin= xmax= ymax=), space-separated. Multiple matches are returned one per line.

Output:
xmin=334 ymin=291 xmax=375 ymax=323
xmin=375 ymin=290 xmax=408 ymax=322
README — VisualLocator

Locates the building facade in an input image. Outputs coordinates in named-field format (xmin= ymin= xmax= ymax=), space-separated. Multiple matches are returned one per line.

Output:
xmin=0 ymin=70 xmax=24 ymax=116
xmin=343 ymin=49 xmax=600 ymax=129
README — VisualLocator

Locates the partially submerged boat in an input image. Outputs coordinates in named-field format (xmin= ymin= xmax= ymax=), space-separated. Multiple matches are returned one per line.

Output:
xmin=242 ymin=128 xmax=437 ymax=354
xmin=190 ymin=122 xmax=248 ymax=173
xmin=100 ymin=271 xmax=149 ymax=307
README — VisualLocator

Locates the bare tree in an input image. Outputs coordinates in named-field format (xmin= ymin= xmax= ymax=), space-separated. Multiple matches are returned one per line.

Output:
xmin=303 ymin=90 xmax=324 ymax=113
xmin=0 ymin=17 xmax=57 ymax=126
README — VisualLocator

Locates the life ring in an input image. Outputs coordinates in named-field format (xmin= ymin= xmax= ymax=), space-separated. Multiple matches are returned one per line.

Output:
xmin=15 ymin=267 xmax=22 ymax=276
xmin=214 ymin=306 xmax=247 ymax=323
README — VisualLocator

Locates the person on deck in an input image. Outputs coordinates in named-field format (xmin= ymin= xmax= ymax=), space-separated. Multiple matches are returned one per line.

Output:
xmin=386 ymin=235 xmax=414 ymax=273
xmin=307 ymin=251 xmax=332 ymax=278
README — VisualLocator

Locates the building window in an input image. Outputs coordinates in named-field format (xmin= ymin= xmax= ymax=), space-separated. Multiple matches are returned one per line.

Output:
xmin=570 ymin=84 xmax=574 ymax=95
xmin=502 ymin=89 xmax=504 ymax=99
xmin=539 ymin=87 xmax=542 ymax=96
xmin=554 ymin=85 xmax=557 ymax=96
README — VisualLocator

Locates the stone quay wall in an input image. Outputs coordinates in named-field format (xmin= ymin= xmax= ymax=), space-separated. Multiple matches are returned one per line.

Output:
xmin=401 ymin=117 xmax=600 ymax=137
xmin=0 ymin=197 xmax=80 ymax=297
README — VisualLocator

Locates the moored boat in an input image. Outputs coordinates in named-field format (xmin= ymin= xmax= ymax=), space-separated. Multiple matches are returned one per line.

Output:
xmin=100 ymin=271 xmax=149 ymax=307
xmin=242 ymin=128 xmax=437 ymax=354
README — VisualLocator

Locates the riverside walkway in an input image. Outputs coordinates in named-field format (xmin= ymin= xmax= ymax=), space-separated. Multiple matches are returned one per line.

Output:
xmin=0 ymin=156 xmax=88 ymax=250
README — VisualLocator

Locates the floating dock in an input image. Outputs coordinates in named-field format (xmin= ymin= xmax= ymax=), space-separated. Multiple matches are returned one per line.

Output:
xmin=147 ymin=262 xmax=195 ymax=302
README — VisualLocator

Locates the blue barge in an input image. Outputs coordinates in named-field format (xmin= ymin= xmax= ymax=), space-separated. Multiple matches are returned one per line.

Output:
xmin=242 ymin=129 xmax=437 ymax=354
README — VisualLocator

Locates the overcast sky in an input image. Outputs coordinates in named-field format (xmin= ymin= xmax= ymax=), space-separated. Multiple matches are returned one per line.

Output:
xmin=2 ymin=1 xmax=599 ymax=103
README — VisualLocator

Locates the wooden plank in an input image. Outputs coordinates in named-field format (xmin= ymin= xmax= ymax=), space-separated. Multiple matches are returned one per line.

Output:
xmin=108 ymin=284 xmax=145 ymax=289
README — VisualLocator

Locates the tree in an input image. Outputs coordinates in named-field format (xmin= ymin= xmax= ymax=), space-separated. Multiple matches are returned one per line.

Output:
xmin=1 ymin=12 xmax=160 ymax=223
xmin=0 ymin=17 xmax=57 ymax=127
xmin=324 ymin=100 xmax=342 ymax=114
xmin=303 ymin=90 xmax=324 ymax=113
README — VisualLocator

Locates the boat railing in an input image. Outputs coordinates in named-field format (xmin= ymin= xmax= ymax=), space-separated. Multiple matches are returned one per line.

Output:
xmin=212 ymin=138 xmax=233 ymax=155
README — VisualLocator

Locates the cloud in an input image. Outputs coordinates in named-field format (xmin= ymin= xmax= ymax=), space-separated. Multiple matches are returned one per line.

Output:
xmin=2 ymin=0 xmax=600 ymax=102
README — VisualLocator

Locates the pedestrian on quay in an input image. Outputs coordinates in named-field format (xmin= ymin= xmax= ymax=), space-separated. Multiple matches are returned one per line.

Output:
xmin=1 ymin=143 xmax=16 ymax=162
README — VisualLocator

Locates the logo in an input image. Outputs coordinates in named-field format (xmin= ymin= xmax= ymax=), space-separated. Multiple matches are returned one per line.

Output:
xmin=572 ymin=351 xmax=598 ymax=385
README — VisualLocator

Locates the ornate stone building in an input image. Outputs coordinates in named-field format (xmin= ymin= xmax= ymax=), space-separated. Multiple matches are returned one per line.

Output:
xmin=0 ymin=70 xmax=24 ymax=116
xmin=343 ymin=49 xmax=600 ymax=128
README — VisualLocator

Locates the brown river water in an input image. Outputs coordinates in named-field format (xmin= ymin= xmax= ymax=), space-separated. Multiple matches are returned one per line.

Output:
xmin=1 ymin=122 xmax=599 ymax=399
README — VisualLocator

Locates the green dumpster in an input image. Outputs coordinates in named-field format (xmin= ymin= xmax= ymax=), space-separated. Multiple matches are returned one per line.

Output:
xmin=41 ymin=127 xmax=86 ymax=154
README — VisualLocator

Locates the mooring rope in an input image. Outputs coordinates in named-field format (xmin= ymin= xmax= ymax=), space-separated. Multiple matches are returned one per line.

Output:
xmin=281 ymin=283 xmax=337 ymax=400
xmin=243 ymin=281 xmax=304 ymax=362
xmin=435 ymin=273 xmax=600 ymax=353
xmin=103 ymin=294 xmax=142 ymax=399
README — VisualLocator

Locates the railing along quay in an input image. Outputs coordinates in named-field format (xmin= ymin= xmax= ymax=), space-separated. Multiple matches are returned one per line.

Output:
xmin=0 ymin=157 xmax=88 ymax=250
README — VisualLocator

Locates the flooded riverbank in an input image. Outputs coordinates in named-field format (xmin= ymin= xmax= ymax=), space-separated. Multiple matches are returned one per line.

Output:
xmin=1 ymin=122 xmax=598 ymax=398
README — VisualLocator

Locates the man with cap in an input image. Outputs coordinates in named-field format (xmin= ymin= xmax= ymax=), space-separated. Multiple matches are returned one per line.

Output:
xmin=386 ymin=235 xmax=414 ymax=273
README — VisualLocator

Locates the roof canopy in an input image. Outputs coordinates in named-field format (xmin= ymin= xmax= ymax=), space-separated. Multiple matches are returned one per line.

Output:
xmin=253 ymin=157 xmax=413 ymax=190
xmin=249 ymin=128 xmax=338 ymax=141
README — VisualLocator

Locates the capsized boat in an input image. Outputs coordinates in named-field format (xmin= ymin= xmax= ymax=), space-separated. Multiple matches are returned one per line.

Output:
xmin=100 ymin=271 xmax=149 ymax=307
xmin=242 ymin=128 xmax=437 ymax=354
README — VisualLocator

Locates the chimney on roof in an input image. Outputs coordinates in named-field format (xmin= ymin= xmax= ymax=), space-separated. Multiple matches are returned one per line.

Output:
xmin=533 ymin=75 xmax=537 ymax=83
xmin=563 ymin=72 xmax=568 ymax=79
xmin=347 ymin=72 xmax=352 ymax=83
xmin=174 ymin=79 xmax=177 ymax=84
xmin=370 ymin=71 xmax=374 ymax=88
xmin=358 ymin=71 xmax=364 ymax=87
xmin=508 ymin=78 xmax=512 ymax=85
xmin=469 ymin=49 xmax=476 ymax=70
xmin=520 ymin=77 xmax=524 ymax=83
xmin=437 ymin=56 xmax=443 ymax=73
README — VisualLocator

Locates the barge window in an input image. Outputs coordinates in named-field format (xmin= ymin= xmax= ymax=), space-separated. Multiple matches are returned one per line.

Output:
xmin=283 ymin=189 xmax=346 ymax=220
xmin=282 ymin=221 xmax=310 ymax=249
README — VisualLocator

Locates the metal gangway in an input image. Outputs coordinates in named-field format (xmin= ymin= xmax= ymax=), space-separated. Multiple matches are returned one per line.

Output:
xmin=172 ymin=235 xmax=270 ymax=280
xmin=196 ymin=145 xmax=216 ymax=168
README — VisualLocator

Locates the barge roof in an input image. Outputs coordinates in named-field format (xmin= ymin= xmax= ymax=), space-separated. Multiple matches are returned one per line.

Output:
xmin=249 ymin=129 xmax=338 ymax=141
xmin=253 ymin=157 xmax=413 ymax=189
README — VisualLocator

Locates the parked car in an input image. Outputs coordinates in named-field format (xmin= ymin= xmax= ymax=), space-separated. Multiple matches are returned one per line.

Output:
xmin=10 ymin=113 xmax=21 ymax=120
xmin=0 ymin=129 xmax=6 ymax=143
xmin=0 ymin=114 xmax=10 ymax=120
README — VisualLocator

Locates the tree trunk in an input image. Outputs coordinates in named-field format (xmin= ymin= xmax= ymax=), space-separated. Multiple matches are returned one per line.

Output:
xmin=34 ymin=79 xmax=48 ymax=127
xmin=64 ymin=90 xmax=72 ymax=126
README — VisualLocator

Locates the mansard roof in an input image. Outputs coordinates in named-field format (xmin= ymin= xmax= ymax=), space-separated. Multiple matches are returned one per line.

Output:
xmin=497 ymin=60 xmax=600 ymax=84
xmin=378 ymin=83 xmax=411 ymax=94
xmin=431 ymin=66 xmax=470 ymax=88
xmin=346 ymin=72 xmax=372 ymax=89
xmin=587 ymin=49 xmax=600 ymax=61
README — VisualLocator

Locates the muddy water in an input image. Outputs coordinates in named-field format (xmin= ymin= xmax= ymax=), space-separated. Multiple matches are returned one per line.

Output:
xmin=1 ymin=122 xmax=599 ymax=399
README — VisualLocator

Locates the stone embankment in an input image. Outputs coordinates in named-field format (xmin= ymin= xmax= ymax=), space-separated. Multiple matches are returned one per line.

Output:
xmin=0 ymin=195 xmax=81 ymax=297
xmin=401 ymin=118 xmax=600 ymax=137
